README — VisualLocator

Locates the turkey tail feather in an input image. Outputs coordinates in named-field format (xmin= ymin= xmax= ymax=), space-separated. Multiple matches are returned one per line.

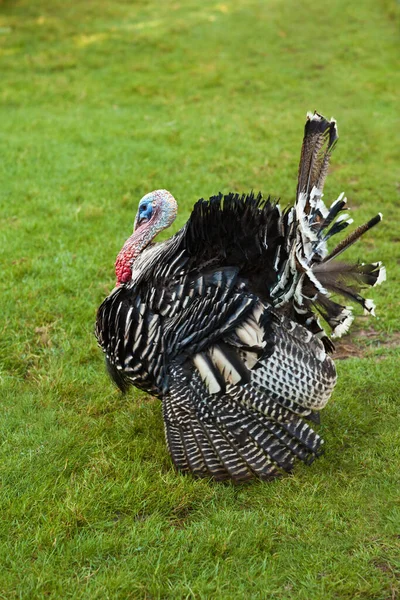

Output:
xmin=272 ymin=111 xmax=385 ymax=339
xmin=322 ymin=213 xmax=383 ymax=263
xmin=297 ymin=110 xmax=338 ymax=202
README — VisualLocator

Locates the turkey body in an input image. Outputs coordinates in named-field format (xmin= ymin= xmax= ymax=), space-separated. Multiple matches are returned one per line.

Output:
xmin=96 ymin=113 xmax=384 ymax=482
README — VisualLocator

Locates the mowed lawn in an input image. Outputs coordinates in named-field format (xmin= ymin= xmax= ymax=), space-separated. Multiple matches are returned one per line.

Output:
xmin=1 ymin=0 xmax=399 ymax=598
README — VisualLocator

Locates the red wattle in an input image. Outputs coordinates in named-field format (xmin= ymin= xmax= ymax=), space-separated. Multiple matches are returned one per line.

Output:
xmin=115 ymin=252 xmax=133 ymax=284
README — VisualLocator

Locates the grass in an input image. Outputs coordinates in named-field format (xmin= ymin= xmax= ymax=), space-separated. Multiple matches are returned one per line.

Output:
xmin=0 ymin=0 xmax=399 ymax=597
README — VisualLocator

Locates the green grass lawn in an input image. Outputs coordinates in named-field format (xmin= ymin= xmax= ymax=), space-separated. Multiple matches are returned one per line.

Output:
xmin=1 ymin=0 xmax=399 ymax=598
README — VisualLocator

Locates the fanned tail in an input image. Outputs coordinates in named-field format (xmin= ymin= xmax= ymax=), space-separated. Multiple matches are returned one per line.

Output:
xmin=163 ymin=314 xmax=336 ymax=482
xmin=272 ymin=111 xmax=385 ymax=340
xmin=163 ymin=365 xmax=324 ymax=482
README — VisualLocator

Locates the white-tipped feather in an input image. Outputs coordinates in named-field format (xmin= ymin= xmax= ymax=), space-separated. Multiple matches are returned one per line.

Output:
xmin=330 ymin=192 xmax=346 ymax=209
xmin=331 ymin=308 xmax=354 ymax=338
xmin=309 ymin=186 xmax=329 ymax=218
xmin=363 ymin=299 xmax=376 ymax=317
xmin=307 ymin=111 xmax=323 ymax=121
xmin=335 ymin=214 xmax=351 ymax=224
xmin=374 ymin=263 xmax=387 ymax=286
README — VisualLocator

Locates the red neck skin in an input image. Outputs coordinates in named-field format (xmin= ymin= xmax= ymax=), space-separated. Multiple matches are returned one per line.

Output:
xmin=114 ymin=222 xmax=155 ymax=285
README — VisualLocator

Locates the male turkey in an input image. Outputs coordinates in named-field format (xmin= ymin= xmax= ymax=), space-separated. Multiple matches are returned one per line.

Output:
xmin=96 ymin=112 xmax=385 ymax=482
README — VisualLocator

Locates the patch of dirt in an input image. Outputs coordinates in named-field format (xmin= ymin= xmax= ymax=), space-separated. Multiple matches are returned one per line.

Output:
xmin=334 ymin=327 xmax=400 ymax=360
xmin=169 ymin=505 xmax=193 ymax=529
xmin=35 ymin=325 xmax=52 ymax=347
xmin=373 ymin=559 xmax=393 ymax=574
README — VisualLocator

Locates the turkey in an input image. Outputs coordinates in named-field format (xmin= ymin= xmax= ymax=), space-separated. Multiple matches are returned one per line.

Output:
xmin=96 ymin=112 xmax=385 ymax=482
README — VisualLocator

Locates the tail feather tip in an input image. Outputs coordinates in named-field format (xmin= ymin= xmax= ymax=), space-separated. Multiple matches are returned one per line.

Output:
xmin=374 ymin=264 xmax=386 ymax=286
xmin=331 ymin=307 xmax=354 ymax=339
xmin=363 ymin=299 xmax=376 ymax=317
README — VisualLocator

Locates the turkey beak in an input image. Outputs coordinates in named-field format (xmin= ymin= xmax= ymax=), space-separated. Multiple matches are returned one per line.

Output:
xmin=134 ymin=215 xmax=149 ymax=230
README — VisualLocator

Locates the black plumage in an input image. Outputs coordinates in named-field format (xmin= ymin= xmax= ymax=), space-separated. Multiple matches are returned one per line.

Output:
xmin=96 ymin=112 xmax=385 ymax=482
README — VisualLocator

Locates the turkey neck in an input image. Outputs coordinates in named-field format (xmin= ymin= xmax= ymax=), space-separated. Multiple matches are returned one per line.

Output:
xmin=115 ymin=222 xmax=157 ymax=284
